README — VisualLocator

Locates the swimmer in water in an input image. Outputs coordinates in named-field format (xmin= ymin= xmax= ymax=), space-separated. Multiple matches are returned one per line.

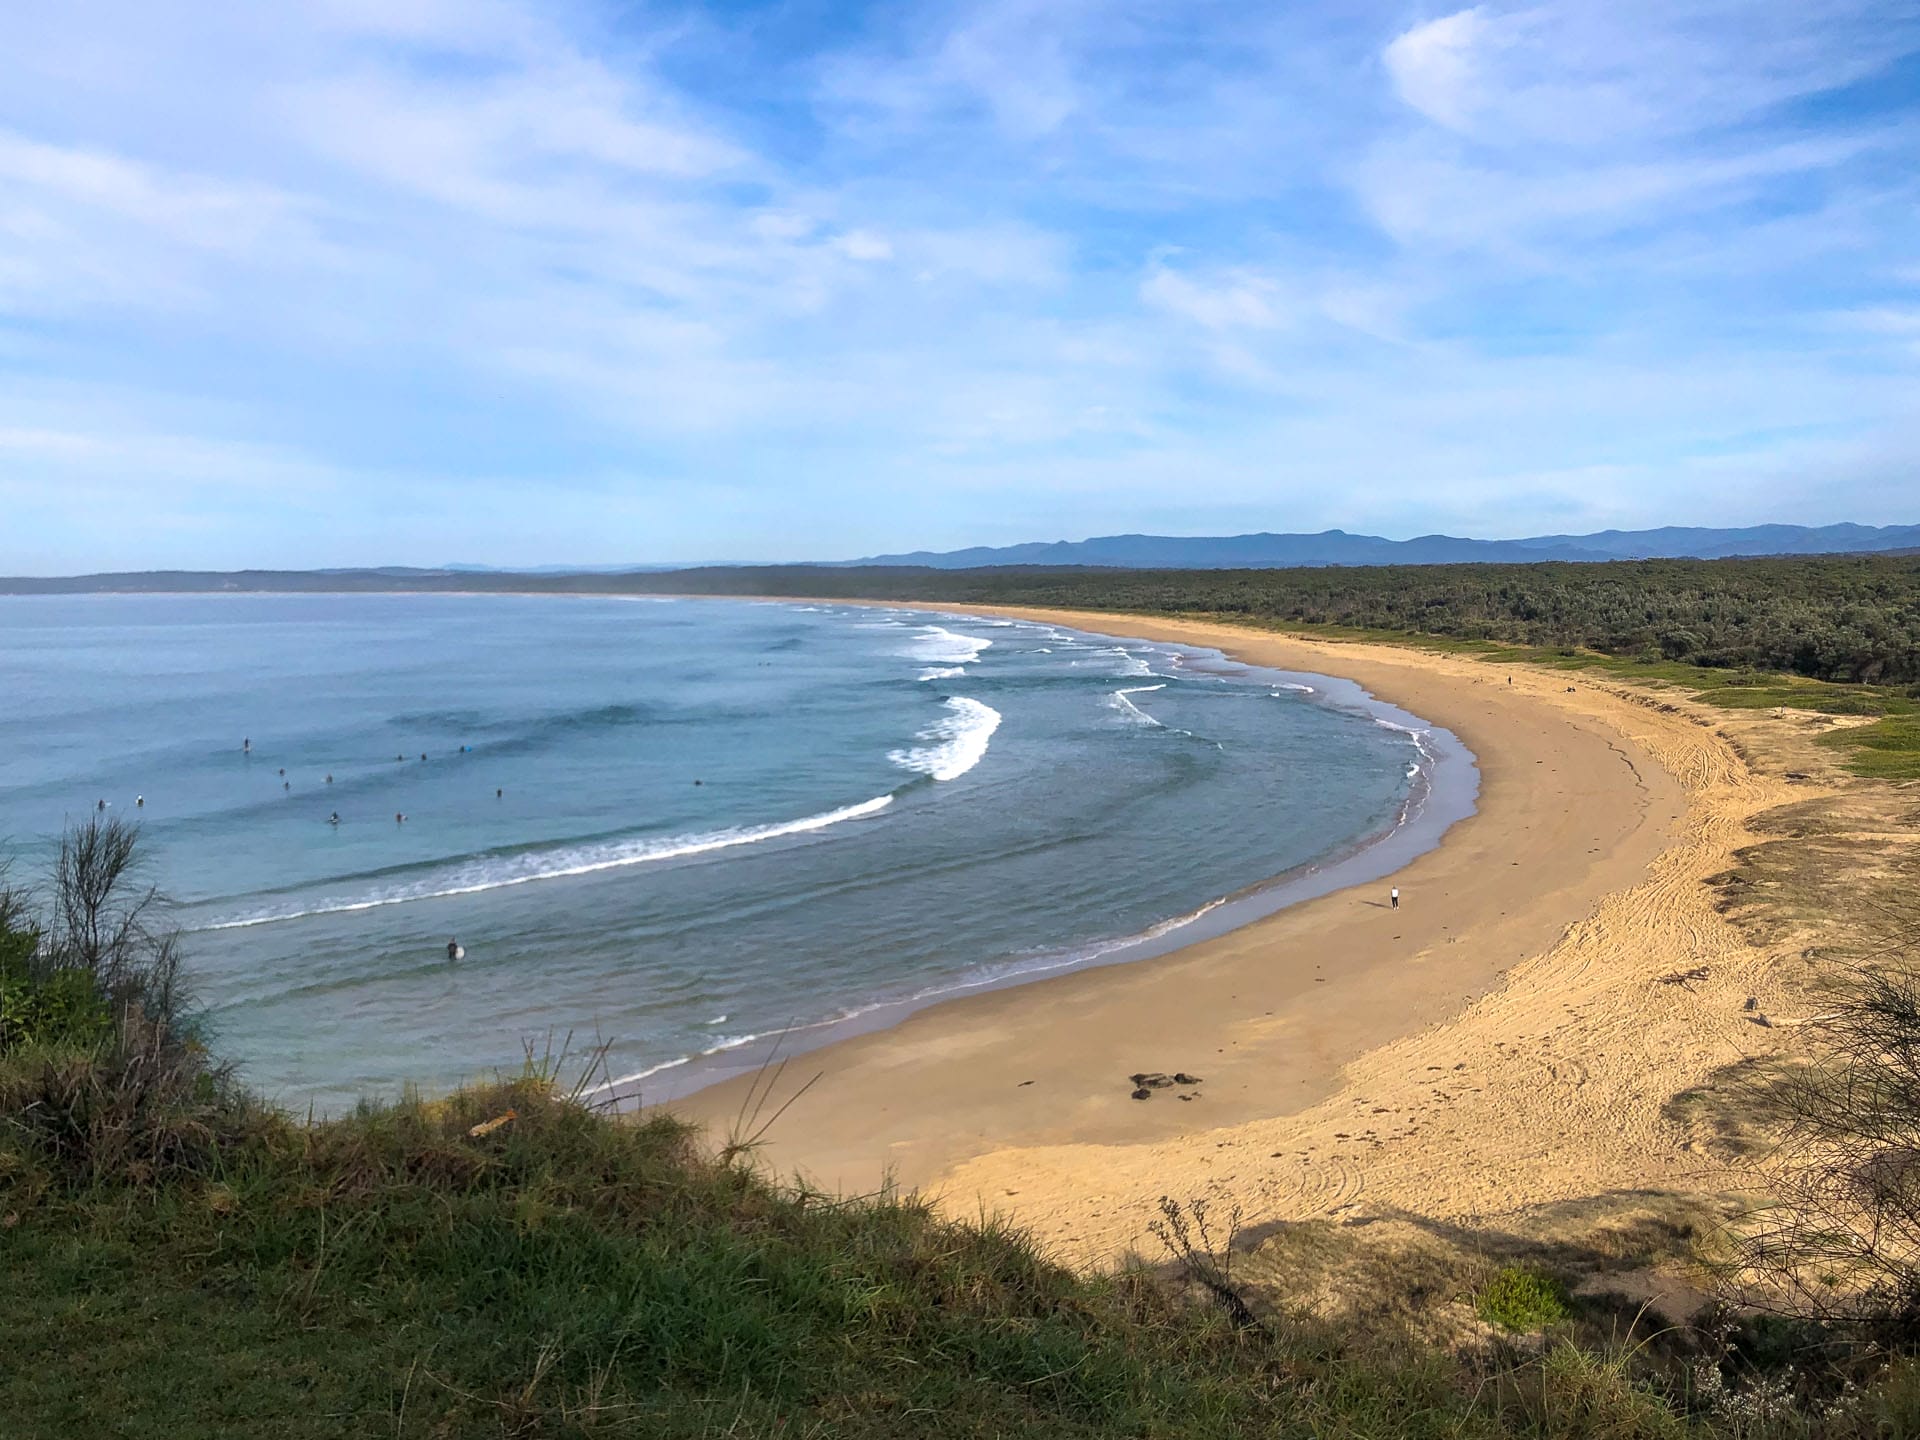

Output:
xmin=395 ymin=812 xmax=406 ymax=824
xmin=243 ymin=738 xmax=250 ymax=753
xmin=97 ymin=798 xmax=106 ymax=811
xmin=496 ymin=788 xmax=503 ymax=798
xmin=136 ymin=795 xmax=144 ymax=808
xmin=447 ymin=938 xmax=465 ymax=962
xmin=329 ymin=812 xmax=340 ymax=826
xmin=325 ymin=774 xmax=333 ymax=784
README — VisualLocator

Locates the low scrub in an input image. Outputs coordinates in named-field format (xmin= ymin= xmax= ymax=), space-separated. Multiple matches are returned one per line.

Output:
xmin=1479 ymin=1266 xmax=1574 ymax=1332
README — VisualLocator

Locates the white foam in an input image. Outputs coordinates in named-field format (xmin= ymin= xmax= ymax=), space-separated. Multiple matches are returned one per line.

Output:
xmin=889 ymin=696 xmax=1002 ymax=782
xmin=1108 ymin=683 xmax=1167 ymax=727
xmin=1098 ymin=646 xmax=1154 ymax=677
xmin=1375 ymin=715 xmax=1437 ymax=760
xmin=899 ymin=625 xmax=993 ymax=667
xmin=588 ymin=1029 xmax=767 ymax=1098
xmin=201 ymin=795 xmax=896 ymax=930
xmin=911 ymin=895 xmax=1231 ymax=1003
xmin=918 ymin=665 xmax=966 ymax=682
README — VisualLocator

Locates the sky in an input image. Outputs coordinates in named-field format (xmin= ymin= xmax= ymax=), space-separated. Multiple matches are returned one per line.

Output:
xmin=2 ymin=0 xmax=1918 ymax=572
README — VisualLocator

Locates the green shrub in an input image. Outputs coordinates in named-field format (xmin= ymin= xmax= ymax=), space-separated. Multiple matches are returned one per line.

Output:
xmin=1478 ymin=1264 xmax=1573 ymax=1331
xmin=0 ymin=960 xmax=113 ymax=1053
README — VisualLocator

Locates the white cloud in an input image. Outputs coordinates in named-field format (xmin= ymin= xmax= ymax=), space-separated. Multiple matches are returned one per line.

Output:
xmin=1382 ymin=1 xmax=1915 ymax=147
xmin=1141 ymin=264 xmax=1288 ymax=330
xmin=1383 ymin=8 xmax=1489 ymax=133
xmin=835 ymin=229 xmax=894 ymax=261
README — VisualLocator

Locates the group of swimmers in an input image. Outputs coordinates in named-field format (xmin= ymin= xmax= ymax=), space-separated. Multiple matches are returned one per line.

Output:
xmin=94 ymin=732 xmax=539 ymax=827
xmin=236 ymin=738 xmax=501 ymax=827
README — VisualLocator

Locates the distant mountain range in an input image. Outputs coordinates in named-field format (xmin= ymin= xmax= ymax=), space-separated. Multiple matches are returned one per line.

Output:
xmin=848 ymin=522 xmax=1920 ymax=569
xmin=8 ymin=523 xmax=1920 ymax=593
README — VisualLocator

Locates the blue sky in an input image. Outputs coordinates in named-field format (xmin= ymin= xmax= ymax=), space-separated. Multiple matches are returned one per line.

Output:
xmin=3 ymin=0 xmax=1917 ymax=571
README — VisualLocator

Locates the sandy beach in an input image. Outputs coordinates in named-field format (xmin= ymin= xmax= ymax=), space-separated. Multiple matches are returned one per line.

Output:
xmin=669 ymin=607 xmax=1809 ymax=1267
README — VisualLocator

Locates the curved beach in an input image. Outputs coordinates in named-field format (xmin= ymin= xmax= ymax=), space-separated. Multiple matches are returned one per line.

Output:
xmin=668 ymin=608 xmax=1797 ymax=1264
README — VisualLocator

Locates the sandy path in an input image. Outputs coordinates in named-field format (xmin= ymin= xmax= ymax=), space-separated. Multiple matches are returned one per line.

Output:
xmin=669 ymin=608 xmax=1807 ymax=1266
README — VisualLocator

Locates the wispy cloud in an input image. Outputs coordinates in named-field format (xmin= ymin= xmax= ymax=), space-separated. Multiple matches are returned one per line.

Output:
xmin=1 ymin=0 xmax=1917 ymax=570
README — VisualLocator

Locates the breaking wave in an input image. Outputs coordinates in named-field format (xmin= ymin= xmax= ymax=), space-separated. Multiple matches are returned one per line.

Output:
xmin=199 ymin=795 xmax=896 ymax=931
xmin=888 ymin=697 xmax=1002 ymax=782
xmin=1109 ymin=683 xmax=1167 ymax=727
xmin=900 ymin=625 xmax=993 ymax=668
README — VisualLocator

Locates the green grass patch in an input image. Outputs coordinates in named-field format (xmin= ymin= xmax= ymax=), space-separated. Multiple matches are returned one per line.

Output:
xmin=1477 ymin=1266 xmax=1573 ymax=1332
xmin=1819 ymin=715 xmax=1920 ymax=780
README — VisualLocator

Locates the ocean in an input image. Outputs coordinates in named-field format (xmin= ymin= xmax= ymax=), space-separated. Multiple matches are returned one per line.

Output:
xmin=0 ymin=593 xmax=1471 ymax=1112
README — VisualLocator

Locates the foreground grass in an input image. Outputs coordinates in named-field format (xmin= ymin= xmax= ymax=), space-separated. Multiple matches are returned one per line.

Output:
xmin=3 ymin=1068 xmax=1240 ymax=1438
xmin=0 ymin=1051 xmax=1769 ymax=1440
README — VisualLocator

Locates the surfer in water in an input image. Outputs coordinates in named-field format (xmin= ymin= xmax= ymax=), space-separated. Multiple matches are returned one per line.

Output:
xmin=328 ymin=812 xmax=340 ymax=826
xmin=447 ymin=938 xmax=465 ymax=962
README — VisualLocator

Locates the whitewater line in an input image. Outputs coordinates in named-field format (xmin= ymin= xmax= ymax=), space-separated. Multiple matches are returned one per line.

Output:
xmin=198 ymin=794 xmax=896 ymax=931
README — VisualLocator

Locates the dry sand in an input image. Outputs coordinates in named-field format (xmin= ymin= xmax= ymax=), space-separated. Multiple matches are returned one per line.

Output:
xmin=669 ymin=608 xmax=1814 ymax=1267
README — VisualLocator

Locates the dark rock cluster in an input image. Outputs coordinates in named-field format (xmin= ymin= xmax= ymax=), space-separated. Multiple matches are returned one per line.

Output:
xmin=1128 ymin=1071 xmax=1204 ymax=1101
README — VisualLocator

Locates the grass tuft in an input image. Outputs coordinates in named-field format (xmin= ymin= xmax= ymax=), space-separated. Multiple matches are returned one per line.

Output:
xmin=1478 ymin=1265 xmax=1574 ymax=1332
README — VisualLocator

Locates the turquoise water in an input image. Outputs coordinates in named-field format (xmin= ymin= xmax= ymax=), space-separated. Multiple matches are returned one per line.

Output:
xmin=0 ymin=594 xmax=1458 ymax=1111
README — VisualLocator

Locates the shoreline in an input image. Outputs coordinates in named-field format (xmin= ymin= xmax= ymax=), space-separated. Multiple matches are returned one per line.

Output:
xmin=602 ymin=612 xmax=1479 ymax=1107
xmin=664 ymin=605 xmax=1716 ymax=1263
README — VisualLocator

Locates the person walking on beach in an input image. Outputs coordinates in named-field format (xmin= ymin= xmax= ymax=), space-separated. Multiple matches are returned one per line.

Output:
xmin=1390 ymin=886 xmax=1400 ymax=910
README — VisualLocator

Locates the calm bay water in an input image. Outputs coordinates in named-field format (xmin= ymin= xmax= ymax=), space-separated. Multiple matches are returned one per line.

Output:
xmin=0 ymin=594 xmax=1455 ymax=1112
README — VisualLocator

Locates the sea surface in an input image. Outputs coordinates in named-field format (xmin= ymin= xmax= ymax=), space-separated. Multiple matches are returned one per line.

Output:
xmin=0 ymin=593 xmax=1468 ymax=1112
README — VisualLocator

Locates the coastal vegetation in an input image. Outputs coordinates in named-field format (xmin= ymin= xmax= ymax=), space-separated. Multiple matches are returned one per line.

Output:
xmin=7 ymin=820 xmax=1920 ymax=1436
